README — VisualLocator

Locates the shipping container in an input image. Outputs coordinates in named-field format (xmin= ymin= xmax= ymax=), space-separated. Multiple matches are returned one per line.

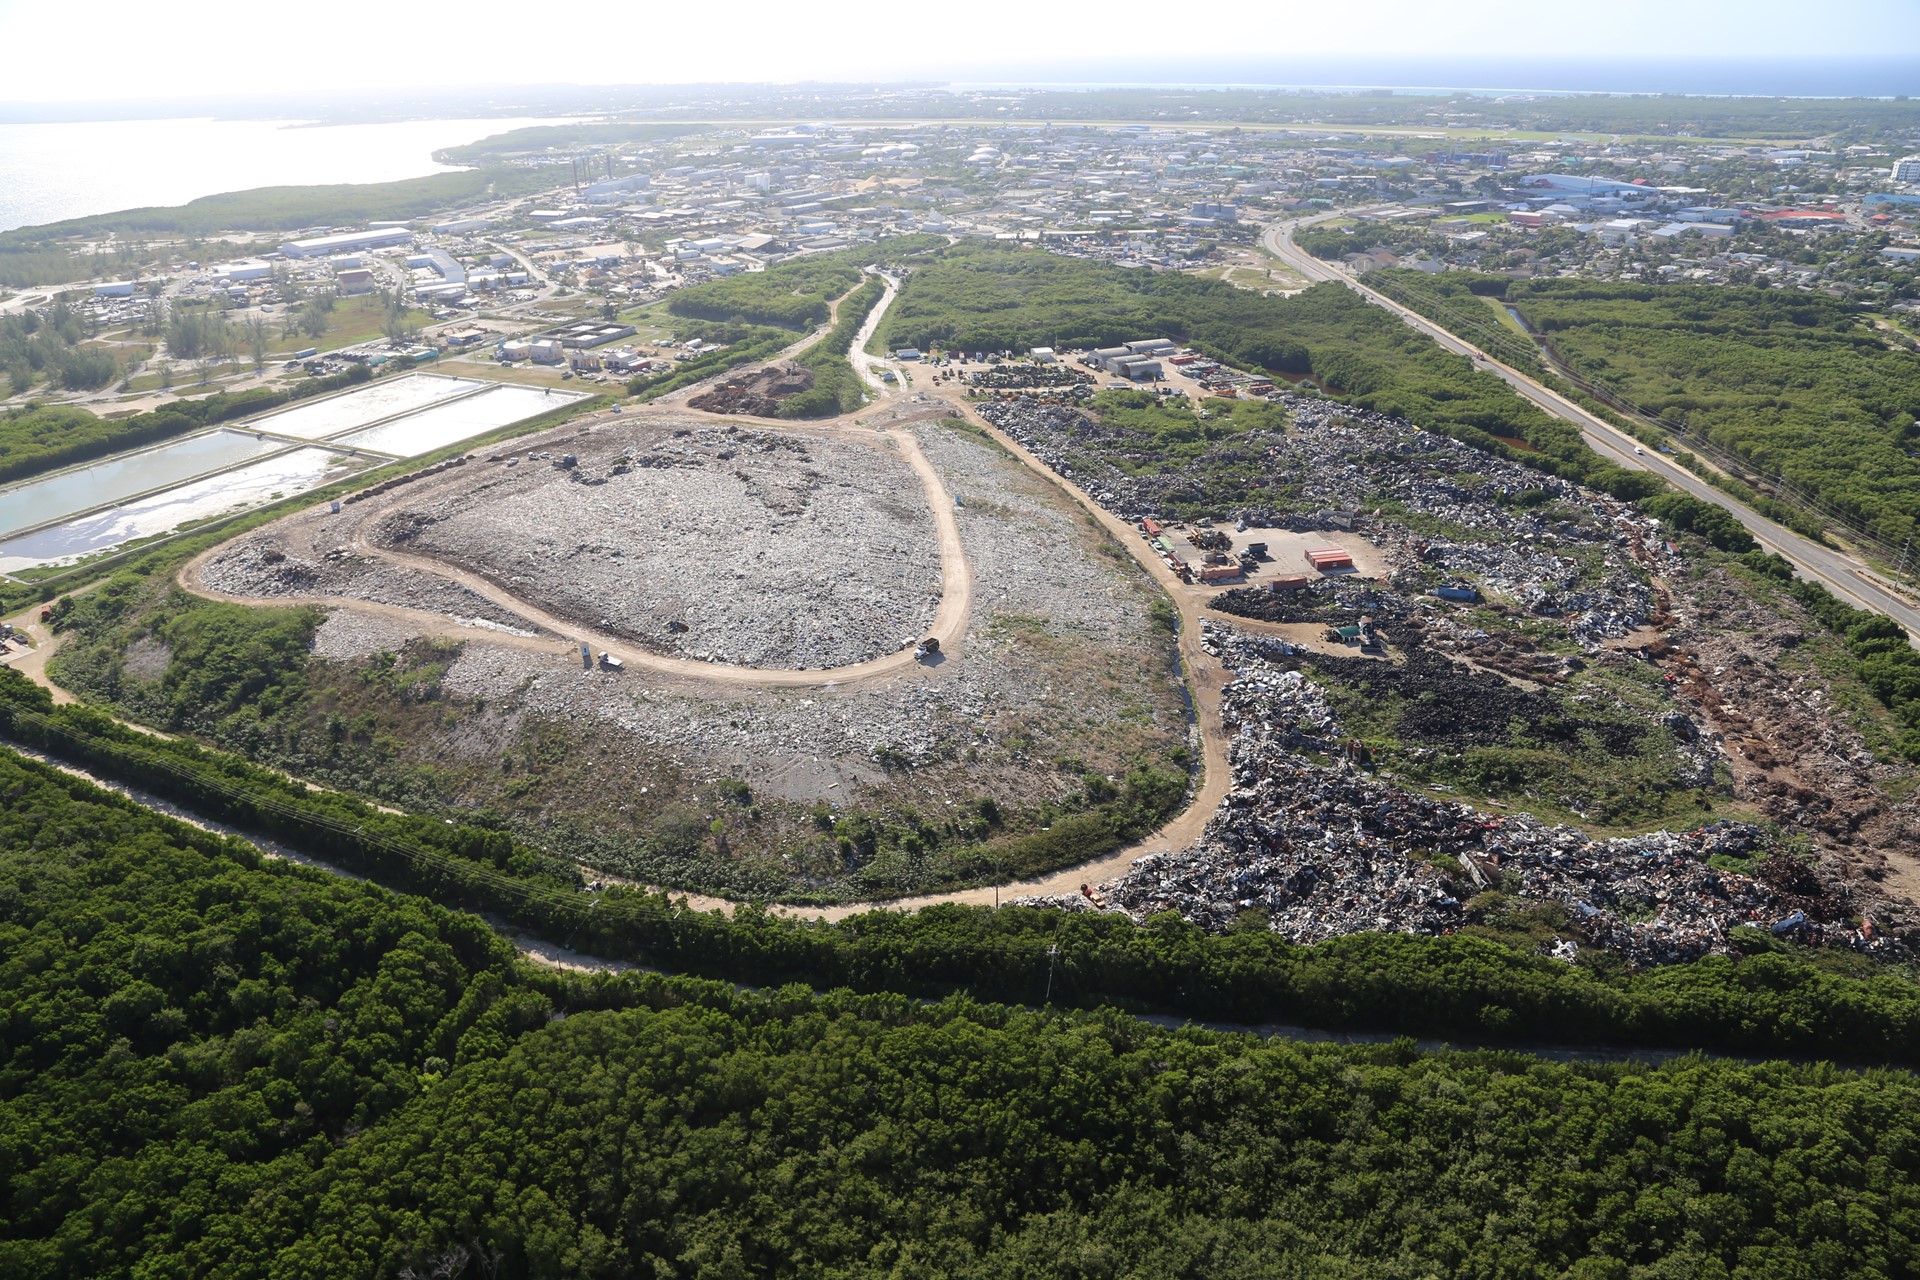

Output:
xmin=1305 ymin=546 xmax=1354 ymax=572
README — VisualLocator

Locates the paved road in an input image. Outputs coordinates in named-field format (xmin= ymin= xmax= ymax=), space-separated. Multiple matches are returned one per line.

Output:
xmin=1262 ymin=216 xmax=1920 ymax=639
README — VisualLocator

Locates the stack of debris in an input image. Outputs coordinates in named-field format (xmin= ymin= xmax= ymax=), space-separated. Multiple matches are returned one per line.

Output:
xmin=969 ymin=364 xmax=1093 ymax=391
xmin=688 ymin=361 xmax=814 ymax=416
xmin=1020 ymin=632 xmax=1891 ymax=966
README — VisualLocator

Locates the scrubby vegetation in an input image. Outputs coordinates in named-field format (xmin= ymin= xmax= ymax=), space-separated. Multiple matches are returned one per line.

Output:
xmin=881 ymin=243 xmax=1602 ymax=476
xmin=888 ymin=243 xmax=1752 ymax=548
xmin=1069 ymin=388 xmax=1289 ymax=517
xmin=431 ymin=121 xmax=696 ymax=165
xmin=0 ymin=170 xmax=554 ymax=249
xmin=665 ymin=238 xmax=941 ymax=332
xmin=1741 ymin=549 xmax=1920 ymax=757
xmin=777 ymin=274 xmax=885 ymax=418
xmin=666 ymin=255 xmax=865 ymax=330
xmin=0 ymin=306 xmax=121 ymax=394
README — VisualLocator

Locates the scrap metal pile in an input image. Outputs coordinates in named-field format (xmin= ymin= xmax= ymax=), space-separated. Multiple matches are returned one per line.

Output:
xmin=980 ymin=391 xmax=1661 ymax=644
xmin=967 ymin=364 xmax=1093 ymax=392
xmin=988 ymin=387 xmax=1908 ymax=963
xmin=1023 ymin=631 xmax=1888 ymax=965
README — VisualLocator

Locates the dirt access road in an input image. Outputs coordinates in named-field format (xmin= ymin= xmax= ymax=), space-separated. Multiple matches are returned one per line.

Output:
xmin=179 ymin=408 xmax=974 ymax=691
xmin=15 ymin=272 xmax=1242 ymax=922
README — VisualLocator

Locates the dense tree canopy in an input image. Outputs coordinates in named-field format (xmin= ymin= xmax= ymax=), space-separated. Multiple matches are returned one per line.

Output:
xmin=1417 ymin=275 xmax=1920 ymax=548
xmin=6 ymin=747 xmax=1920 ymax=1278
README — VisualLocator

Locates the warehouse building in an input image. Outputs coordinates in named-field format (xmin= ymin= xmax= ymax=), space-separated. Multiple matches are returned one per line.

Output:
xmin=210 ymin=258 xmax=274 ymax=283
xmin=280 ymin=227 xmax=414 ymax=258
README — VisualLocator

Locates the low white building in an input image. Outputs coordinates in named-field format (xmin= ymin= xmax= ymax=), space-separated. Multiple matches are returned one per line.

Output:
xmin=211 ymin=258 xmax=274 ymax=283
xmin=280 ymin=227 xmax=412 ymax=258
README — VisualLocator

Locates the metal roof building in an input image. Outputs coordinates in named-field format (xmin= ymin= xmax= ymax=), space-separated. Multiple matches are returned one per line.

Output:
xmin=279 ymin=227 xmax=415 ymax=258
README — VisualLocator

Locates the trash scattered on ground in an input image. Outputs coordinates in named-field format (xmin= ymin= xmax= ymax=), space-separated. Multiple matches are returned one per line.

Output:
xmin=687 ymin=361 xmax=815 ymax=416
xmin=1021 ymin=633 xmax=1890 ymax=965
xmin=988 ymin=388 xmax=1907 ymax=963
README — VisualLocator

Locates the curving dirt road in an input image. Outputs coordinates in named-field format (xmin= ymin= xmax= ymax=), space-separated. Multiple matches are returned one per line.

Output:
xmin=19 ymin=274 xmax=1243 ymax=921
xmin=776 ymin=393 xmax=1236 ymax=918
xmin=180 ymin=412 xmax=975 ymax=690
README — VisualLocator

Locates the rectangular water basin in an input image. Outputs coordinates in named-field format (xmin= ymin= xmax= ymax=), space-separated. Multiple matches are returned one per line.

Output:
xmin=333 ymin=384 xmax=585 ymax=456
xmin=0 ymin=448 xmax=370 ymax=573
xmin=0 ymin=429 xmax=294 ymax=538
xmin=249 ymin=374 xmax=485 ymax=440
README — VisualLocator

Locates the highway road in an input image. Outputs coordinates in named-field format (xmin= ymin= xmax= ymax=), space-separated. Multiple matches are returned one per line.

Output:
xmin=1262 ymin=216 xmax=1920 ymax=639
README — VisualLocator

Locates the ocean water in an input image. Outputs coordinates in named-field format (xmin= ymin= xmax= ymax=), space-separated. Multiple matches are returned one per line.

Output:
xmin=946 ymin=57 xmax=1920 ymax=99
xmin=0 ymin=115 xmax=577 ymax=234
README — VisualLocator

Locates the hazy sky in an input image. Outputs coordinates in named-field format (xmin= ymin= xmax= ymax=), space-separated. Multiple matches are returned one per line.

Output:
xmin=0 ymin=0 xmax=1914 ymax=102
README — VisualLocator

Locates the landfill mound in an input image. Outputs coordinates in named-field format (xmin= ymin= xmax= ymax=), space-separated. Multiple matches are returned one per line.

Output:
xmin=380 ymin=421 xmax=942 ymax=669
xmin=1025 ymin=628 xmax=1889 ymax=967
xmin=688 ymin=361 xmax=814 ymax=417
